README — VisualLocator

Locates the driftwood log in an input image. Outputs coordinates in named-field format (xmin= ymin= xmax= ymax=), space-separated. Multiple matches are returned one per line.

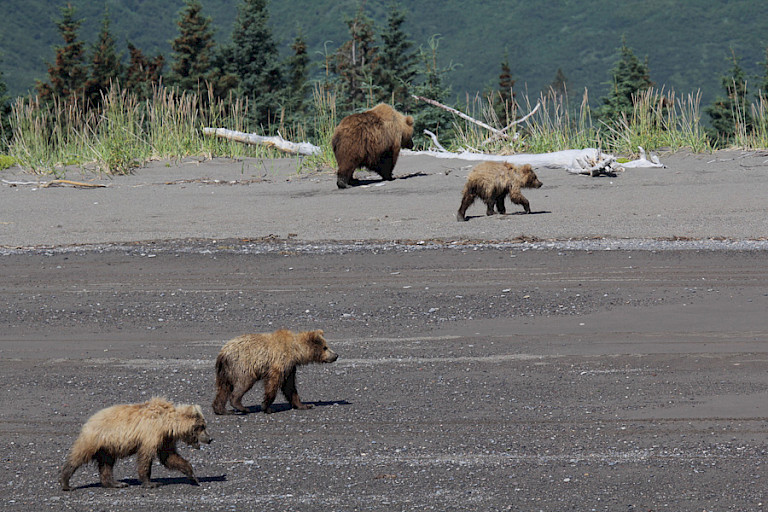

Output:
xmin=403 ymin=145 xmax=621 ymax=176
xmin=1 ymin=179 xmax=107 ymax=188
xmin=202 ymin=127 xmax=322 ymax=156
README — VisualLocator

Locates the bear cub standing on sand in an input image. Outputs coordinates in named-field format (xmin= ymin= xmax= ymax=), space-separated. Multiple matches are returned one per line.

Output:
xmin=59 ymin=398 xmax=212 ymax=490
xmin=212 ymin=329 xmax=338 ymax=414
xmin=332 ymin=103 xmax=414 ymax=189
xmin=457 ymin=161 xmax=543 ymax=221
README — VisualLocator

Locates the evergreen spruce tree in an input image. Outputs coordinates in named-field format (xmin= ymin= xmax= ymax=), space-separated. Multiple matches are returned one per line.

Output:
xmin=208 ymin=44 xmax=239 ymax=100
xmin=84 ymin=9 xmax=123 ymax=106
xmin=124 ymin=43 xmax=164 ymax=101
xmin=0 ymin=59 xmax=12 ymax=148
xmin=597 ymin=39 xmax=653 ymax=122
xmin=705 ymin=51 xmax=753 ymax=144
xmin=757 ymin=46 xmax=768 ymax=100
xmin=167 ymin=0 xmax=216 ymax=93
xmin=376 ymin=2 xmax=417 ymax=109
xmin=411 ymin=35 xmax=455 ymax=146
xmin=284 ymin=30 xmax=310 ymax=119
xmin=494 ymin=53 xmax=516 ymax=124
xmin=333 ymin=5 xmax=379 ymax=112
xmin=36 ymin=3 xmax=89 ymax=101
xmin=230 ymin=0 xmax=285 ymax=128
xmin=548 ymin=67 xmax=568 ymax=97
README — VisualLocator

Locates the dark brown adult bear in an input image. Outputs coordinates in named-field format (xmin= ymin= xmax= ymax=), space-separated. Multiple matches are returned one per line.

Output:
xmin=457 ymin=161 xmax=543 ymax=221
xmin=331 ymin=103 xmax=414 ymax=188
xmin=59 ymin=398 xmax=212 ymax=490
xmin=212 ymin=329 xmax=338 ymax=415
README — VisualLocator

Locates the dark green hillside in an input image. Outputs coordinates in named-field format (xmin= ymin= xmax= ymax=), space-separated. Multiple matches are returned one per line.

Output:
xmin=2 ymin=0 xmax=767 ymax=109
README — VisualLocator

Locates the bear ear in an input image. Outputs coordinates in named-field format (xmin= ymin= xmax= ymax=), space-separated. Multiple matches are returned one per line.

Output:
xmin=177 ymin=404 xmax=204 ymax=420
xmin=311 ymin=330 xmax=326 ymax=343
xmin=405 ymin=116 xmax=414 ymax=126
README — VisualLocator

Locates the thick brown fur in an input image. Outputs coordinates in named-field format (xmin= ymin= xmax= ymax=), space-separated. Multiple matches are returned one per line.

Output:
xmin=457 ymin=162 xmax=543 ymax=221
xmin=331 ymin=103 xmax=414 ymax=189
xmin=212 ymin=329 xmax=338 ymax=415
xmin=59 ymin=398 xmax=212 ymax=490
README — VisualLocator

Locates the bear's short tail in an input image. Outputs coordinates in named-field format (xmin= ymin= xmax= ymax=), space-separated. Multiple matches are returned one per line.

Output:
xmin=212 ymin=353 xmax=233 ymax=415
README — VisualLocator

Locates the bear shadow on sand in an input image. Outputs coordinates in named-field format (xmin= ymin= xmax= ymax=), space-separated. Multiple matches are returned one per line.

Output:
xmin=70 ymin=474 xmax=227 ymax=491
xmin=461 ymin=210 xmax=550 ymax=221
xmin=235 ymin=399 xmax=352 ymax=415
xmin=348 ymin=171 xmax=429 ymax=187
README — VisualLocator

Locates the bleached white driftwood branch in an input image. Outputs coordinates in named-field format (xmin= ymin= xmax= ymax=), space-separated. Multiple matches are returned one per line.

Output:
xmin=404 ymin=146 xmax=617 ymax=175
xmin=412 ymin=95 xmax=540 ymax=142
xmin=202 ymin=127 xmax=322 ymax=156
xmin=620 ymin=146 xmax=665 ymax=168
xmin=1 ymin=179 xmax=107 ymax=188
xmin=404 ymin=143 xmax=664 ymax=176
xmin=412 ymin=95 xmax=507 ymax=139
xmin=423 ymin=129 xmax=448 ymax=152
xmin=481 ymin=102 xmax=540 ymax=145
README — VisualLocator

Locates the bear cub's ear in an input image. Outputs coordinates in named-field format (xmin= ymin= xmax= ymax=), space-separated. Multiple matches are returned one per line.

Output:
xmin=405 ymin=116 xmax=414 ymax=126
xmin=307 ymin=329 xmax=326 ymax=345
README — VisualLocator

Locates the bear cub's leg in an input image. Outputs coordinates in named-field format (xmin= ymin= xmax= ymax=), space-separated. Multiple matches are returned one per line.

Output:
xmin=96 ymin=450 xmax=127 ymax=488
xmin=484 ymin=198 xmax=497 ymax=216
xmin=509 ymin=190 xmax=531 ymax=213
xmin=229 ymin=377 xmax=257 ymax=414
xmin=494 ymin=194 xmax=507 ymax=215
xmin=281 ymin=367 xmax=312 ymax=410
xmin=159 ymin=448 xmax=199 ymax=486
xmin=457 ymin=192 xmax=476 ymax=221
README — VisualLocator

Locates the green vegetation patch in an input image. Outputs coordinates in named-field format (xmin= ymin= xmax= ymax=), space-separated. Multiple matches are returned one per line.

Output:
xmin=0 ymin=154 xmax=16 ymax=170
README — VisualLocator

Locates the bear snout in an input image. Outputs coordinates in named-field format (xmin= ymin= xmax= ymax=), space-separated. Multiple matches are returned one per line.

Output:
xmin=190 ymin=429 xmax=212 ymax=448
xmin=533 ymin=180 xmax=543 ymax=188
xmin=324 ymin=350 xmax=339 ymax=363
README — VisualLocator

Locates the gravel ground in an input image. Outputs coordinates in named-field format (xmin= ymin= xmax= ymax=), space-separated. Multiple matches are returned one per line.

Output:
xmin=1 ymin=151 xmax=767 ymax=511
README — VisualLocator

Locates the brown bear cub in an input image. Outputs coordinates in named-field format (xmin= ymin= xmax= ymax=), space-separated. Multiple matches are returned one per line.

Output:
xmin=331 ymin=103 xmax=414 ymax=189
xmin=457 ymin=161 xmax=543 ymax=221
xmin=59 ymin=398 xmax=212 ymax=490
xmin=212 ymin=329 xmax=338 ymax=415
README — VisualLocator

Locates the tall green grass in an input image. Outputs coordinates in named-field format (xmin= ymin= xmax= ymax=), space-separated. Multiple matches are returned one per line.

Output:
xmin=450 ymin=87 xmax=710 ymax=158
xmin=523 ymin=88 xmax=601 ymax=153
xmin=306 ymin=83 xmax=338 ymax=169
xmin=8 ymin=83 xmax=285 ymax=175
xmin=10 ymin=80 xmax=768 ymax=176
xmin=600 ymin=88 xmax=711 ymax=155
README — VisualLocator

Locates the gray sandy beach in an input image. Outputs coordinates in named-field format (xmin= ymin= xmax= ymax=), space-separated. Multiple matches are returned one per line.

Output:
xmin=1 ymin=151 xmax=767 ymax=511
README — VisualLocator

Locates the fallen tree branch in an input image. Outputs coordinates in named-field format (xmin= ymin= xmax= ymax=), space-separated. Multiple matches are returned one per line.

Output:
xmin=620 ymin=146 xmax=665 ymax=168
xmin=481 ymin=102 xmax=540 ymax=146
xmin=404 ymin=147 xmax=618 ymax=175
xmin=423 ymin=130 xmax=448 ymax=152
xmin=412 ymin=95 xmax=507 ymax=138
xmin=412 ymin=95 xmax=540 ymax=143
xmin=202 ymin=127 xmax=322 ymax=156
xmin=402 ymin=146 xmax=663 ymax=176
xmin=2 ymin=179 xmax=107 ymax=188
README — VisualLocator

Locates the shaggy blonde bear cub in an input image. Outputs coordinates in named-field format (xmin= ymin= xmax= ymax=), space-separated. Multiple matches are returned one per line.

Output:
xmin=59 ymin=398 xmax=212 ymax=490
xmin=457 ymin=161 xmax=543 ymax=221
xmin=212 ymin=329 xmax=338 ymax=415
